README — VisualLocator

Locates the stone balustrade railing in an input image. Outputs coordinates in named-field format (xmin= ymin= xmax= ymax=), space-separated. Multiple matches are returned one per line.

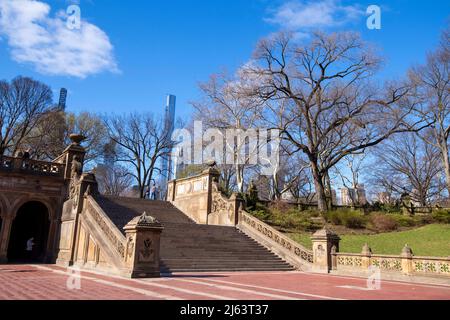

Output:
xmin=0 ymin=156 xmax=65 ymax=178
xmin=333 ymin=245 xmax=450 ymax=278
xmin=83 ymin=196 xmax=126 ymax=260
xmin=238 ymin=211 xmax=314 ymax=270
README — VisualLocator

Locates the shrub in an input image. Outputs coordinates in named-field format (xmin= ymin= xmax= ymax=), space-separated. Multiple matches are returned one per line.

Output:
xmin=251 ymin=209 xmax=271 ymax=221
xmin=344 ymin=216 xmax=366 ymax=229
xmin=269 ymin=200 xmax=294 ymax=213
xmin=432 ymin=210 xmax=450 ymax=224
xmin=325 ymin=211 xmax=343 ymax=225
xmin=324 ymin=209 xmax=367 ymax=229
xmin=370 ymin=214 xmax=398 ymax=232
xmin=389 ymin=214 xmax=418 ymax=227
xmin=419 ymin=214 xmax=434 ymax=225
xmin=371 ymin=202 xmax=401 ymax=214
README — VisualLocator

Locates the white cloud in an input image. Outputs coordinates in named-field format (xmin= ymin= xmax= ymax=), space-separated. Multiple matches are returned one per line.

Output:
xmin=0 ymin=0 xmax=119 ymax=78
xmin=266 ymin=0 xmax=364 ymax=32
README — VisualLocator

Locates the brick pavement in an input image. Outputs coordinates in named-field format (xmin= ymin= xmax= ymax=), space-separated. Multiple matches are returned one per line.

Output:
xmin=0 ymin=264 xmax=449 ymax=300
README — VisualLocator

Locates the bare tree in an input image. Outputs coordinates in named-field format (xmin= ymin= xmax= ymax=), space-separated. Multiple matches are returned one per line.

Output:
xmin=0 ymin=76 xmax=53 ymax=156
xmin=95 ymin=164 xmax=133 ymax=197
xmin=192 ymin=72 xmax=263 ymax=193
xmin=334 ymin=153 xmax=368 ymax=205
xmin=23 ymin=111 xmax=108 ymax=166
xmin=410 ymin=26 xmax=450 ymax=195
xmin=372 ymin=133 xmax=444 ymax=206
xmin=21 ymin=108 xmax=66 ymax=160
xmin=65 ymin=112 xmax=109 ymax=166
xmin=104 ymin=113 xmax=174 ymax=199
xmin=245 ymin=32 xmax=429 ymax=211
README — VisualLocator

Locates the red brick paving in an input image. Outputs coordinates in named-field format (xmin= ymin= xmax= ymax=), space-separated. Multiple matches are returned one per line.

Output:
xmin=0 ymin=265 xmax=449 ymax=300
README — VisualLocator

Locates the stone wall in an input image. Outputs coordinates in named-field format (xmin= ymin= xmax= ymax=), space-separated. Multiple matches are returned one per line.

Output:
xmin=168 ymin=167 xmax=242 ymax=226
xmin=57 ymin=171 xmax=163 ymax=278
xmin=167 ymin=172 xmax=210 ymax=224
xmin=0 ymin=161 xmax=67 ymax=263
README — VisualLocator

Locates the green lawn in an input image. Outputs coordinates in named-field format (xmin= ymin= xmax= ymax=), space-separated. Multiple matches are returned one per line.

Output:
xmin=288 ymin=224 xmax=450 ymax=257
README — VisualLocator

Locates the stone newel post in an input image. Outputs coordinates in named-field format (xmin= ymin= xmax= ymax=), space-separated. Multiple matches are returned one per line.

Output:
xmin=123 ymin=212 xmax=164 ymax=278
xmin=401 ymin=245 xmax=414 ymax=275
xmin=311 ymin=228 xmax=340 ymax=273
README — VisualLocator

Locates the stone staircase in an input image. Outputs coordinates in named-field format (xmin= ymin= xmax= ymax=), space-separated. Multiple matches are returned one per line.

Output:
xmin=95 ymin=197 xmax=294 ymax=273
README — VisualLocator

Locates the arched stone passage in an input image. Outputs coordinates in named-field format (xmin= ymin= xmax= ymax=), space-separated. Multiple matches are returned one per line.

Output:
xmin=7 ymin=202 xmax=50 ymax=263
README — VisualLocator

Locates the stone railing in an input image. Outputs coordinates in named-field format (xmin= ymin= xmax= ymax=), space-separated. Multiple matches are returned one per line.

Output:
xmin=69 ymin=193 xmax=163 ymax=278
xmin=0 ymin=156 xmax=65 ymax=178
xmin=83 ymin=196 xmax=127 ymax=260
xmin=209 ymin=187 xmax=242 ymax=226
xmin=237 ymin=211 xmax=314 ymax=270
xmin=412 ymin=256 xmax=450 ymax=275
xmin=332 ymin=244 xmax=450 ymax=280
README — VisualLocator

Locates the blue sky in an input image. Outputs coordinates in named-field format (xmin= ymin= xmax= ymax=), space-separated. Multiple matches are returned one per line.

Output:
xmin=0 ymin=0 xmax=449 ymax=120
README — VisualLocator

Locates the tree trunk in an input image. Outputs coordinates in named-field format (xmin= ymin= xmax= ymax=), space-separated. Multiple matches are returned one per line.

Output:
xmin=310 ymin=161 xmax=328 ymax=212
xmin=236 ymin=164 xmax=244 ymax=193
xmin=441 ymin=141 xmax=450 ymax=198
xmin=324 ymin=171 xmax=333 ymax=209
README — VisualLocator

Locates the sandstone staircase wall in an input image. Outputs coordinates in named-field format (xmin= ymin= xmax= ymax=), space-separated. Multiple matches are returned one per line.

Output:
xmin=167 ymin=168 xmax=315 ymax=271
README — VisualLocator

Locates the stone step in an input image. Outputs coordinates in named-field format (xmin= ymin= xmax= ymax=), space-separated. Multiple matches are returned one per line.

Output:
xmin=161 ymin=260 xmax=289 ymax=265
xmin=97 ymin=196 xmax=295 ymax=273
xmin=160 ymin=267 xmax=295 ymax=273
xmin=161 ymin=253 xmax=284 ymax=259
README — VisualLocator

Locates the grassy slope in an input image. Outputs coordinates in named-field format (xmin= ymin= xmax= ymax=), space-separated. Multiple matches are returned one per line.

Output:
xmin=288 ymin=224 xmax=450 ymax=257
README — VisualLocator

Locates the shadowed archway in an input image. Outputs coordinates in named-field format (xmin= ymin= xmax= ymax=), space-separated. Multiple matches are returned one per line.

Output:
xmin=7 ymin=202 xmax=50 ymax=263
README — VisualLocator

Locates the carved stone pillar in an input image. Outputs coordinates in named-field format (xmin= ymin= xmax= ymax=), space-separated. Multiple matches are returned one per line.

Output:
xmin=123 ymin=213 xmax=164 ymax=278
xmin=55 ymin=134 xmax=87 ymax=181
xmin=56 ymin=133 xmax=96 ymax=267
xmin=167 ymin=180 xmax=176 ymax=202
xmin=311 ymin=228 xmax=341 ymax=273
xmin=44 ymin=219 xmax=57 ymax=263
xmin=0 ymin=216 xmax=13 ymax=263
xmin=401 ymin=245 xmax=414 ymax=275
xmin=361 ymin=243 xmax=372 ymax=269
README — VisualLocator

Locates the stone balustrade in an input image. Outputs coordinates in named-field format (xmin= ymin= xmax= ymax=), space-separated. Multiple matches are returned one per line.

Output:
xmin=333 ymin=244 xmax=450 ymax=279
xmin=238 ymin=211 xmax=314 ymax=270
xmin=83 ymin=196 xmax=127 ymax=260
xmin=0 ymin=156 xmax=65 ymax=178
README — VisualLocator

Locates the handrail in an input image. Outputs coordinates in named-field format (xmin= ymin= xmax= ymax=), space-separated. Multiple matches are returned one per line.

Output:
xmin=334 ymin=251 xmax=450 ymax=276
xmin=0 ymin=156 xmax=65 ymax=177
xmin=83 ymin=196 xmax=126 ymax=259
xmin=238 ymin=210 xmax=313 ymax=269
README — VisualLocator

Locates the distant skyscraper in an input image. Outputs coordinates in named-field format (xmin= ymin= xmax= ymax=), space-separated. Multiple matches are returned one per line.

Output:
xmin=341 ymin=185 xmax=367 ymax=206
xmin=160 ymin=95 xmax=176 ymax=198
xmin=58 ymin=88 xmax=68 ymax=110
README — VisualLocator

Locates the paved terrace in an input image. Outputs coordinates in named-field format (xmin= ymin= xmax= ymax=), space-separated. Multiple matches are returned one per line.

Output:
xmin=0 ymin=264 xmax=449 ymax=300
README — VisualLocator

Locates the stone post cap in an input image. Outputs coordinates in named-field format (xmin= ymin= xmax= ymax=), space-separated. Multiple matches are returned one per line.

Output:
xmin=362 ymin=243 xmax=372 ymax=256
xmin=229 ymin=193 xmax=244 ymax=201
xmin=202 ymin=160 xmax=220 ymax=175
xmin=401 ymin=244 xmax=413 ymax=258
xmin=69 ymin=134 xmax=87 ymax=146
xmin=311 ymin=228 xmax=341 ymax=241
xmin=124 ymin=212 xmax=163 ymax=231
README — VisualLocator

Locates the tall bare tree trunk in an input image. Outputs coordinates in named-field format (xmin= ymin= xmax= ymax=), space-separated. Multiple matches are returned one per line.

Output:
xmin=440 ymin=141 xmax=450 ymax=197
xmin=310 ymin=161 xmax=328 ymax=212
xmin=236 ymin=164 xmax=244 ymax=193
